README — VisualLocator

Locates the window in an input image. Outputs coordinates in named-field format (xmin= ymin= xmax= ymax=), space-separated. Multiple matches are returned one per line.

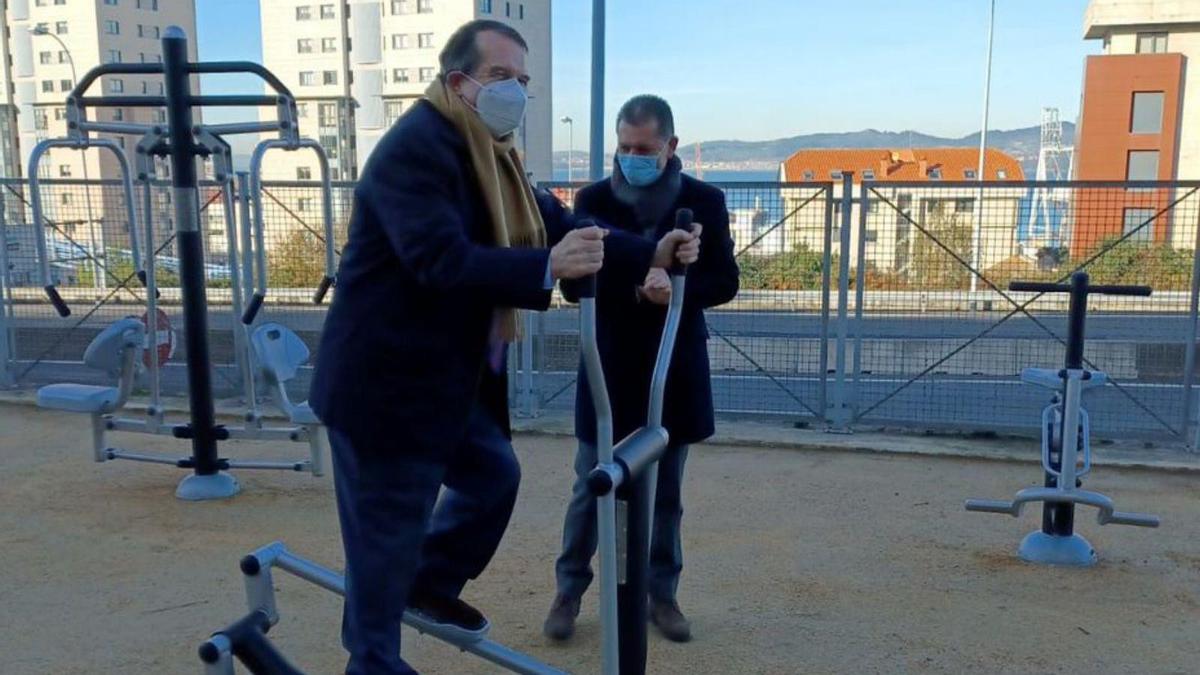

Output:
xmin=323 ymin=70 xmax=338 ymax=85
xmin=41 ymin=80 xmax=55 ymax=93
xmin=137 ymin=24 xmax=145 ymax=37
xmin=34 ymin=23 xmax=49 ymax=33
xmin=505 ymin=1 xmax=511 ymax=17
xmin=322 ymin=37 xmax=337 ymax=52
xmin=104 ymin=0 xmax=118 ymax=5
xmin=392 ymin=34 xmax=410 ymax=49
xmin=861 ymin=169 xmax=875 ymax=180
xmin=39 ymin=51 xmax=52 ymax=65
xmin=801 ymin=169 xmax=814 ymax=181
xmin=1131 ymin=92 xmax=1164 ymax=134
xmin=418 ymin=0 xmax=432 ymax=12
xmin=59 ymin=165 xmax=71 ymax=177
xmin=393 ymin=68 xmax=410 ymax=83
xmin=297 ymin=167 xmax=312 ymax=180
xmin=139 ymin=52 xmax=147 ymax=63
xmin=54 ymin=21 xmax=67 ymax=34
xmin=54 ymin=108 xmax=66 ymax=120
xmin=35 ymin=0 xmax=47 ymax=6
xmin=385 ymin=100 xmax=405 ymax=124
xmin=955 ymin=198 xmax=975 ymax=213
xmin=830 ymin=170 xmax=843 ymax=179
xmin=1123 ymin=208 xmax=1155 ymax=242
xmin=320 ymin=3 xmax=335 ymax=18
xmin=106 ymin=49 xmax=122 ymax=64
xmin=61 ymin=193 xmax=72 ymax=205
xmin=105 ymin=20 xmax=120 ymax=34
xmin=297 ymin=197 xmax=311 ymax=212
xmin=963 ymin=168 xmax=977 ymax=179
xmin=928 ymin=167 xmax=942 ymax=180
xmin=318 ymin=102 xmax=337 ymax=125
xmin=297 ymin=102 xmax=309 ymax=118
xmin=391 ymin=0 xmax=410 ymax=14
xmin=55 ymin=0 xmax=66 ymax=5
xmin=141 ymin=81 xmax=149 ymax=94
xmin=299 ymin=71 xmax=315 ymax=86
xmin=1127 ymin=150 xmax=1160 ymax=181
xmin=1137 ymin=32 xmax=1168 ymax=54
xmin=419 ymin=67 xmax=435 ymax=82
xmin=296 ymin=5 xmax=312 ymax=20
xmin=479 ymin=0 xmax=492 ymax=12
xmin=58 ymin=51 xmax=69 ymax=64
xmin=298 ymin=39 xmax=314 ymax=53
xmin=112 ymin=108 xmax=124 ymax=121
xmin=996 ymin=169 xmax=1007 ymax=180
xmin=154 ymin=109 xmax=166 ymax=123
xmin=153 ymin=26 xmax=160 ymax=38
xmin=34 ymin=109 xmax=47 ymax=130
xmin=60 ymin=79 xmax=71 ymax=92
xmin=519 ymin=3 xmax=524 ymax=19
xmin=418 ymin=33 xmax=434 ymax=48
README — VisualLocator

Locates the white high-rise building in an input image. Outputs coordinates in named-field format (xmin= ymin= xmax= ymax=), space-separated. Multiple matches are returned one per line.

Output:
xmin=258 ymin=0 xmax=551 ymax=184
xmin=0 ymin=0 xmax=199 ymax=181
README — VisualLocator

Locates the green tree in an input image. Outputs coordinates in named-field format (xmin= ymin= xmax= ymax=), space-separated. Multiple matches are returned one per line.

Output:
xmin=268 ymin=229 xmax=329 ymax=288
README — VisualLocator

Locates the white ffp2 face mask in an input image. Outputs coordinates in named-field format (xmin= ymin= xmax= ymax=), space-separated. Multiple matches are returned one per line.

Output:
xmin=462 ymin=74 xmax=528 ymax=138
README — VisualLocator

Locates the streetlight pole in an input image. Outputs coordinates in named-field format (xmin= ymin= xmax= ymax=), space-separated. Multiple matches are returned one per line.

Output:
xmin=32 ymin=26 xmax=103 ymax=291
xmin=589 ymin=0 xmax=605 ymax=181
xmin=561 ymin=116 xmax=574 ymax=183
xmin=969 ymin=0 xmax=996 ymax=295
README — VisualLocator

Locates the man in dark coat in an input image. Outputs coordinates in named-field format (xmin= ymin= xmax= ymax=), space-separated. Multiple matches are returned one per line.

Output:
xmin=543 ymin=95 xmax=739 ymax=644
xmin=309 ymin=23 xmax=701 ymax=674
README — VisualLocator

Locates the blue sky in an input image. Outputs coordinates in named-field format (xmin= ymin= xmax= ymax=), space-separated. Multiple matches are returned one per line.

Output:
xmin=197 ymin=0 xmax=1099 ymax=152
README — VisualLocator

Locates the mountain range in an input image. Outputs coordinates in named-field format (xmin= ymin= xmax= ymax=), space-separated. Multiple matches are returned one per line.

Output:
xmin=554 ymin=122 xmax=1076 ymax=177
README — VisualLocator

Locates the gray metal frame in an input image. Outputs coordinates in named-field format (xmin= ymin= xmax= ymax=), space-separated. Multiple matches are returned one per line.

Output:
xmin=199 ymin=542 xmax=567 ymax=675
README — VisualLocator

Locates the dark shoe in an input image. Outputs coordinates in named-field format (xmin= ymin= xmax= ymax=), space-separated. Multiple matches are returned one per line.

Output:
xmin=649 ymin=599 xmax=692 ymax=643
xmin=543 ymin=593 xmax=581 ymax=641
xmin=407 ymin=589 xmax=489 ymax=635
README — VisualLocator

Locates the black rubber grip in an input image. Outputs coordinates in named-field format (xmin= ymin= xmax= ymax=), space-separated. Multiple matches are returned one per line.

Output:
xmin=45 ymin=285 xmax=70 ymax=317
xmin=587 ymin=467 xmax=614 ymax=496
xmin=671 ymin=208 xmax=694 ymax=277
xmin=239 ymin=554 xmax=262 ymax=576
xmin=242 ymin=292 xmax=265 ymax=325
xmin=137 ymin=269 xmax=149 ymax=287
xmin=312 ymin=275 xmax=334 ymax=304
xmin=1090 ymin=284 xmax=1152 ymax=297
xmin=561 ymin=218 xmax=597 ymax=299
xmin=199 ymin=609 xmax=305 ymax=674
xmin=1009 ymin=281 xmax=1069 ymax=294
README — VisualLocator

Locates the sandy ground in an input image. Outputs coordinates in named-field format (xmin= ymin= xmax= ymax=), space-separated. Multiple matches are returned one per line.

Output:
xmin=1 ymin=404 xmax=1199 ymax=675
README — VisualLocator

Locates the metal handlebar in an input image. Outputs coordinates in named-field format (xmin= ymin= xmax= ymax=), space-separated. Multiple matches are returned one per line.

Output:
xmin=1009 ymin=278 xmax=1152 ymax=297
xmin=198 ymin=609 xmax=304 ymax=675
xmin=29 ymin=137 xmax=145 ymax=317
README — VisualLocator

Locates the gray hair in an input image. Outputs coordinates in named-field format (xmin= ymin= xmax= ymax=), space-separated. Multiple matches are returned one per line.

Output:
xmin=439 ymin=20 xmax=529 ymax=78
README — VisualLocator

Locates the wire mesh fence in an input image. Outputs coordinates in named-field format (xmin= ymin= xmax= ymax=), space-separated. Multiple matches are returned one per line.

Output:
xmin=2 ymin=177 xmax=1198 ymax=447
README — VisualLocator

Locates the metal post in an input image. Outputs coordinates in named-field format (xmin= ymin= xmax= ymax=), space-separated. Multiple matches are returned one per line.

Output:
xmin=851 ymin=181 xmax=869 ymax=422
xmin=521 ymin=310 xmax=535 ymax=416
xmin=236 ymin=172 xmax=260 ymax=417
xmin=0 ymin=190 xmax=13 ymax=387
xmin=1182 ymin=212 xmax=1200 ymax=451
xmin=162 ymin=28 xmax=235 ymax=499
xmin=589 ymin=0 xmax=605 ymax=181
xmin=817 ymin=185 xmax=832 ymax=423
xmin=969 ymin=0 xmax=996 ymax=295
xmin=1044 ymin=272 xmax=1089 ymax=538
xmin=830 ymin=173 xmax=854 ymax=431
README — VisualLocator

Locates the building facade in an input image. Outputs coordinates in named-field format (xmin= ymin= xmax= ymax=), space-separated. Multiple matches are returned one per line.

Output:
xmin=777 ymin=148 xmax=1026 ymax=276
xmin=1078 ymin=0 xmax=1200 ymax=251
xmin=258 ymin=0 xmax=551 ymax=187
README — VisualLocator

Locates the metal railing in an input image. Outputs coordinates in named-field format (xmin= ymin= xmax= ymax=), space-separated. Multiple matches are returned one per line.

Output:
xmin=2 ymin=177 xmax=1197 ymax=448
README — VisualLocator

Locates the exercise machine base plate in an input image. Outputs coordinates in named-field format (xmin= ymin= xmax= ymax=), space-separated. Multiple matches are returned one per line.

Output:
xmin=176 ymin=472 xmax=241 ymax=501
xmin=1018 ymin=531 xmax=1097 ymax=567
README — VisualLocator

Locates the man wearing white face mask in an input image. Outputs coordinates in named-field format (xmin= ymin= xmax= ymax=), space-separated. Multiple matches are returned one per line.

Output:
xmin=544 ymin=95 xmax=739 ymax=645
xmin=309 ymin=22 xmax=702 ymax=675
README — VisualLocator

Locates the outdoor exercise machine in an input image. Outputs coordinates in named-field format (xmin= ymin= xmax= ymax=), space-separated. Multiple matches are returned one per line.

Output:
xmin=965 ymin=271 xmax=1160 ymax=566
xmin=196 ymin=214 xmax=693 ymax=673
xmin=32 ymin=27 xmax=334 ymax=500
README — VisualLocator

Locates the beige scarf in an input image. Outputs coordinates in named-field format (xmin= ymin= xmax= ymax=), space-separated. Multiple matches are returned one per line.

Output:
xmin=424 ymin=78 xmax=547 ymax=341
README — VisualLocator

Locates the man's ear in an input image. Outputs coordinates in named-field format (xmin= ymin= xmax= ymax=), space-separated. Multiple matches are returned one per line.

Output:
xmin=668 ymin=136 xmax=680 ymax=155
xmin=445 ymin=71 xmax=468 ymax=94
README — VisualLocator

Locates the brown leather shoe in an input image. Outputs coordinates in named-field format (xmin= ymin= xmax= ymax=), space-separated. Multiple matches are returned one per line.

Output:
xmin=542 ymin=593 xmax=581 ymax=641
xmin=649 ymin=599 xmax=692 ymax=643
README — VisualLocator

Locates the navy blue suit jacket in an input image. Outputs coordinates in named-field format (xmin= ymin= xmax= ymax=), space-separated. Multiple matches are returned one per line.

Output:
xmin=569 ymin=174 xmax=740 ymax=447
xmin=309 ymin=100 xmax=656 ymax=454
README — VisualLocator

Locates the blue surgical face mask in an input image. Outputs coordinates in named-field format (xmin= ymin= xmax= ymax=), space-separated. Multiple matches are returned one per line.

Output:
xmin=617 ymin=145 xmax=668 ymax=187
xmin=461 ymin=74 xmax=528 ymax=138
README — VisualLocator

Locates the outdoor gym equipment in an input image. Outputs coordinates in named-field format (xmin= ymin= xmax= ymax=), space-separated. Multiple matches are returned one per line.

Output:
xmin=582 ymin=209 xmax=692 ymax=675
xmin=30 ymin=27 xmax=333 ymax=500
xmin=965 ymin=271 xmax=1160 ymax=566
xmin=196 ymin=215 xmax=693 ymax=674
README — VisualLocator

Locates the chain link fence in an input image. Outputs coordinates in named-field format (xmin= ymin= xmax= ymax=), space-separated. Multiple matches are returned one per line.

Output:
xmin=2 ymin=177 xmax=1198 ymax=448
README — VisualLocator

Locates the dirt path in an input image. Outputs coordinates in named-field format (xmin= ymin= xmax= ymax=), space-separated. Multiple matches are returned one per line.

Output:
xmin=1 ymin=404 xmax=1198 ymax=674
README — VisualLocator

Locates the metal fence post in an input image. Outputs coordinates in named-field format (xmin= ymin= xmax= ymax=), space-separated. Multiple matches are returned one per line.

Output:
xmin=818 ymin=185 xmax=833 ymax=423
xmin=829 ymin=173 xmax=855 ymax=432
xmin=0 ymin=190 xmax=13 ymax=388
xmin=1185 ymin=212 xmax=1200 ymax=451
xmin=850 ymin=181 xmax=870 ymax=423
xmin=520 ymin=309 xmax=536 ymax=417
